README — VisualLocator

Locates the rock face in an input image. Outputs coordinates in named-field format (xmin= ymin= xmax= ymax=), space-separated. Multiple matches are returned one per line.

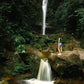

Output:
xmin=24 ymin=46 xmax=83 ymax=74
xmin=47 ymin=49 xmax=83 ymax=75
xmin=24 ymin=46 xmax=84 ymax=74
xmin=25 ymin=45 xmax=43 ymax=59
xmin=78 ymin=48 xmax=84 ymax=60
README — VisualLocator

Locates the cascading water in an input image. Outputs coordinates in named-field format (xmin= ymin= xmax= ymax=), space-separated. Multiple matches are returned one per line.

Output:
xmin=37 ymin=59 xmax=52 ymax=81
xmin=24 ymin=59 xmax=54 ymax=84
xmin=42 ymin=0 xmax=48 ymax=35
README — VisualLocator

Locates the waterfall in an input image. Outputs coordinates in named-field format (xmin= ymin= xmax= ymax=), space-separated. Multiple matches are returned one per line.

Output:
xmin=24 ymin=59 xmax=54 ymax=84
xmin=42 ymin=0 xmax=48 ymax=35
xmin=37 ymin=59 xmax=52 ymax=81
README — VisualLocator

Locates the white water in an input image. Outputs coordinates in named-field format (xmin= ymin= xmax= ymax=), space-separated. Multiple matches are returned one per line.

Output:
xmin=25 ymin=79 xmax=54 ymax=84
xmin=24 ymin=59 xmax=54 ymax=84
xmin=42 ymin=0 xmax=48 ymax=35
xmin=37 ymin=59 xmax=51 ymax=81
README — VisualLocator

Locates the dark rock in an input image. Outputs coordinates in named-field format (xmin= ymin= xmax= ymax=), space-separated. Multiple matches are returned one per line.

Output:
xmin=48 ymin=50 xmax=83 ymax=78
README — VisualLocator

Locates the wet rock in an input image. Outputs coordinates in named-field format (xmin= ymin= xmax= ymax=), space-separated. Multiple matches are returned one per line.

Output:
xmin=48 ymin=50 xmax=83 ymax=77
xmin=60 ymin=50 xmax=81 ymax=65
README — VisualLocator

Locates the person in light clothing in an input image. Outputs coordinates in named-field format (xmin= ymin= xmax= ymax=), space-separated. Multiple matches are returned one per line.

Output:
xmin=58 ymin=36 xmax=62 ymax=55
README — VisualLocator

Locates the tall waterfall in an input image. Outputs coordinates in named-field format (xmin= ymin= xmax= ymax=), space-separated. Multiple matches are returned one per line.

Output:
xmin=37 ymin=59 xmax=52 ymax=81
xmin=42 ymin=0 xmax=48 ymax=35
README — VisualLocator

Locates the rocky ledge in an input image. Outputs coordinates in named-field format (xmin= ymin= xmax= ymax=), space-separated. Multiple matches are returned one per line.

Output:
xmin=47 ymin=48 xmax=84 ymax=78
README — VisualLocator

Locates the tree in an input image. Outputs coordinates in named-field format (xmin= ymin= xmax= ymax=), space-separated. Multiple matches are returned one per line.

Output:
xmin=51 ymin=0 xmax=84 ymax=38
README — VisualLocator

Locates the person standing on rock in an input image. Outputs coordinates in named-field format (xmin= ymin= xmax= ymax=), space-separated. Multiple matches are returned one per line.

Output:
xmin=58 ymin=35 xmax=62 ymax=55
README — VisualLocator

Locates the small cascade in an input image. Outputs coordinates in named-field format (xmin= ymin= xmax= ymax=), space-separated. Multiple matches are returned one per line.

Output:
xmin=24 ymin=59 xmax=54 ymax=84
xmin=37 ymin=59 xmax=52 ymax=81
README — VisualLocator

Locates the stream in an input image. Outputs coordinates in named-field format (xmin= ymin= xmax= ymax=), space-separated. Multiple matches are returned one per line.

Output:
xmin=3 ymin=78 xmax=84 ymax=84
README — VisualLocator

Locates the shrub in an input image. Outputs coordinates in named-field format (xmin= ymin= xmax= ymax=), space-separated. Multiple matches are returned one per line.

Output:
xmin=17 ymin=45 xmax=26 ymax=53
xmin=34 ymin=44 xmax=41 ymax=49
xmin=12 ymin=35 xmax=25 ymax=46
xmin=14 ymin=54 xmax=40 ymax=77
xmin=14 ymin=63 xmax=30 ymax=74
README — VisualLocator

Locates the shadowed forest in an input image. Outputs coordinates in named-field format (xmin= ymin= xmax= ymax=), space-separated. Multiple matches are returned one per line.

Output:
xmin=0 ymin=0 xmax=84 ymax=84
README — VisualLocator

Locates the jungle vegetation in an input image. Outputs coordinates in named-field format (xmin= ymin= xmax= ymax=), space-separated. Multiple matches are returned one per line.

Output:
xmin=0 ymin=0 xmax=84 ymax=78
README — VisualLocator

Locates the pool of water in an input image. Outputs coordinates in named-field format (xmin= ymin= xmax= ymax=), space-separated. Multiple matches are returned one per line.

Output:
xmin=3 ymin=78 xmax=84 ymax=84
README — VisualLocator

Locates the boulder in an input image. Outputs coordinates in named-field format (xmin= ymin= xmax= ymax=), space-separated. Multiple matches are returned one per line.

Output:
xmin=48 ymin=50 xmax=82 ymax=73
xmin=25 ymin=45 xmax=43 ymax=59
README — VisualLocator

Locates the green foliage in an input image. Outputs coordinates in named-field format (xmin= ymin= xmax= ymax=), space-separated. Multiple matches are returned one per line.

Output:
xmin=34 ymin=43 xmax=41 ymax=49
xmin=0 ymin=0 xmax=42 ymax=51
xmin=0 ymin=0 xmax=84 ymax=48
xmin=14 ymin=53 xmax=40 ymax=77
xmin=51 ymin=0 xmax=84 ymax=38
xmin=0 ymin=0 xmax=84 ymax=51
xmin=29 ymin=33 xmax=74 ymax=51
xmin=62 ymin=35 xmax=71 ymax=43
xmin=44 ymin=36 xmax=54 ymax=43
xmin=14 ymin=63 xmax=30 ymax=74
xmin=29 ymin=55 xmax=40 ymax=77
xmin=12 ymin=35 xmax=25 ymax=46
xmin=0 ymin=0 xmax=84 ymax=78
xmin=75 ymin=8 xmax=84 ymax=38
xmin=17 ymin=45 xmax=26 ymax=53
